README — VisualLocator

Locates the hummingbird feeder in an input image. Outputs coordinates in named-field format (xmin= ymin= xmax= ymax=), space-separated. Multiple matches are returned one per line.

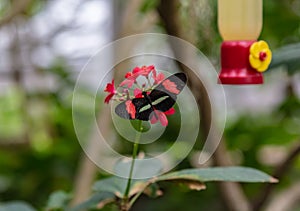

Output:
xmin=218 ymin=0 xmax=272 ymax=85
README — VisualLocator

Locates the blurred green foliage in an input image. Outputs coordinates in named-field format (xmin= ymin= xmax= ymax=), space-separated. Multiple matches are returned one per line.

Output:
xmin=0 ymin=63 xmax=83 ymax=208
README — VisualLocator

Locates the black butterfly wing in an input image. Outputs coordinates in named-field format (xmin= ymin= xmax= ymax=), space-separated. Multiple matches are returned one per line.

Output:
xmin=115 ymin=73 xmax=187 ymax=120
xmin=149 ymin=73 xmax=187 ymax=112
xmin=133 ymin=98 xmax=154 ymax=120
xmin=115 ymin=98 xmax=154 ymax=120
xmin=148 ymin=90 xmax=175 ymax=112
xmin=115 ymin=101 xmax=131 ymax=119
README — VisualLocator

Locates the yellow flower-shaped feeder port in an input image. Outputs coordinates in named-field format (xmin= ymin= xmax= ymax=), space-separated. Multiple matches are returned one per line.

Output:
xmin=249 ymin=41 xmax=272 ymax=72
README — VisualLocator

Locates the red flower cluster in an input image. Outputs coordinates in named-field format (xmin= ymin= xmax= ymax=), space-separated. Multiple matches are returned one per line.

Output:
xmin=119 ymin=65 xmax=162 ymax=88
xmin=104 ymin=65 xmax=174 ymax=126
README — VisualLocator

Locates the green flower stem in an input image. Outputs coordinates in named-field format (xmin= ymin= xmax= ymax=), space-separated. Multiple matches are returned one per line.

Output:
xmin=123 ymin=120 xmax=143 ymax=200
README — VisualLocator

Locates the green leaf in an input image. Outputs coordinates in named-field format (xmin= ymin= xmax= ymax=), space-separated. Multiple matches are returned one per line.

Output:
xmin=157 ymin=167 xmax=278 ymax=183
xmin=93 ymin=167 xmax=277 ymax=209
xmin=270 ymin=43 xmax=300 ymax=74
xmin=93 ymin=177 xmax=126 ymax=198
xmin=69 ymin=192 xmax=115 ymax=211
xmin=46 ymin=191 xmax=72 ymax=210
xmin=93 ymin=177 xmax=149 ymax=198
xmin=94 ymin=167 xmax=276 ymax=198
xmin=0 ymin=201 xmax=36 ymax=211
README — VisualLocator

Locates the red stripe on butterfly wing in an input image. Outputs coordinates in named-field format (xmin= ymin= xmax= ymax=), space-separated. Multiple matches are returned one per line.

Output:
xmin=125 ymin=100 xmax=136 ymax=119
xmin=153 ymin=73 xmax=187 ymax=96
xmin=162 ymin=79 xmax=180 ymax=94
xmin=132 ymin=97 xmax=154 ymax=121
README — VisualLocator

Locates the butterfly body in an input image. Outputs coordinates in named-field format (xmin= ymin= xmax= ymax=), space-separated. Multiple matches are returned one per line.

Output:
xmin=115 ymin=73 xmax=187 ymax=121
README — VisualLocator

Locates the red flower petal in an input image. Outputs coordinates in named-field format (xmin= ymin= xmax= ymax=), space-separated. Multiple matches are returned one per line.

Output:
xmin=134 ymin=88 xmax=143 ymax=98
xmin=164 ymin=107 xmax=175 ymax=115
xmin=104 ymin=80 xmax=115 ymax=93
xmin=104 ymin=80 xmax=116 ymax=104
xmin=152 ymin=68 xmax=157 ymax=78
xmin=125 ymin=72 xmax=133 ymax=78
xmin=150 ymin=113 xmax=159 ymax=124
xmin=132 ymin=67 xmax=141 ymax=74
xmin=153 ymin=72 xmax=165 ymax=84
xmin=150 ymin=110 xmax=168 ymax=126
xmin=132 ymin=65 xmax=155 ymax=77
xmin=120 ymin=79 xmax=135 ymax=88
xmin=104 ymin=93 xmax=114 ymax=104
xmin=158 ymin=111 xmax=168 ymax=126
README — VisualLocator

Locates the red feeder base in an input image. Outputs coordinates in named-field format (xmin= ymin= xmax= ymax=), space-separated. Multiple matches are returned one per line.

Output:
xmin=218 ymin=40 xmax=263 ymax=85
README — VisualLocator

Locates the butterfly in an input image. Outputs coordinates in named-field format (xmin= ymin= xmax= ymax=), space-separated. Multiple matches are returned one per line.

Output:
xmin=115 ymin=73 xmax=187 ymax=121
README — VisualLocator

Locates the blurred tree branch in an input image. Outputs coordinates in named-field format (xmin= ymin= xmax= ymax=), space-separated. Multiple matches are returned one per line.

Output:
xmin=253 ymin=78 xmax=300 ymax=210
xmin=0 ymin=0 xmax=32 ymax=28
xmin=71 ymin=106 xmax=112 ymax=205
xmin=264 ymin=181 xmax=300 ymax=211
xmin=157 ymin=1 xmax=251 ymax=211
xmin=0 ymin=20 xmax=32 ymax=149
xmin=253 ymin=142 xmax=300 ymax=210
xmin=71 ymin=0 xmax=156 ymax=205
